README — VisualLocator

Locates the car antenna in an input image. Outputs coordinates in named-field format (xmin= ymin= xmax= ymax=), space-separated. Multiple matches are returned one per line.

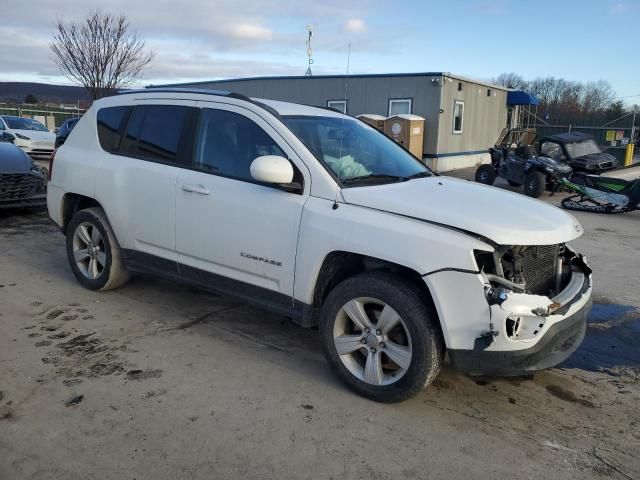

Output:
xmin=333 ymin=42 xmax=351 ymax=211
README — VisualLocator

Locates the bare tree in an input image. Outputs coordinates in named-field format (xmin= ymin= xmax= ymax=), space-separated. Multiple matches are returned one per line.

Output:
xmin=582 ymin=80 xmax=614 ymax=114
xmin=492 ymin=72 xmax=527 ymax=90
xmin=494 ymin=73 xmax=621 ymax=122
xmin=51 ymin=11 xmax=154 ymax=100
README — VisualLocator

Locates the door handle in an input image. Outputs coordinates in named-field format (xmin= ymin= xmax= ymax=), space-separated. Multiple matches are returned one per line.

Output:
xmin=182 ymin=184 xmax=210 ymax=195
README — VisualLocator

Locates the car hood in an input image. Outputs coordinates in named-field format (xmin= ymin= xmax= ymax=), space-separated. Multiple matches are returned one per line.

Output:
xmin=341 ymin=176 xmax=583 ymax=246
xmin=10 ymin=129 xmax=55 ymax=142
xmin=534 ymin=155 xmax=572 ymax=173
xmin=0 ymin=142 xmax=34 ymax=173
xmin=574 ymin=152 xmax=617 ymax=165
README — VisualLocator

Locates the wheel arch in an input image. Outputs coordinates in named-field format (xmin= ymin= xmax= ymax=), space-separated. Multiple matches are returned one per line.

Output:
xmin=299 ymin=251 xmax=442 ymax=335
xmin=60 ymin=193 xmax=103 ymax=234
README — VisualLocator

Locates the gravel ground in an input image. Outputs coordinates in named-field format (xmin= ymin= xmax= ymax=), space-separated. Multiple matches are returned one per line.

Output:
xmin=0 ymin=185 xmax=639 ymax=479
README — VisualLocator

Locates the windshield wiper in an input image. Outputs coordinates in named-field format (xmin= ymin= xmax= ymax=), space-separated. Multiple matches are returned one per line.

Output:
xmin=405 ymin=171 xmax=432 ymax=179
xmin=341 ymin=174 xmax=409 ymax=185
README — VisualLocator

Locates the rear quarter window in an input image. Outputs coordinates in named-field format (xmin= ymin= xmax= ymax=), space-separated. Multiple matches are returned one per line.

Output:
xmin=97 ymin=106 xmax=132 ymax=152
xmin=120 ymin=105 xmax=193 ymax=166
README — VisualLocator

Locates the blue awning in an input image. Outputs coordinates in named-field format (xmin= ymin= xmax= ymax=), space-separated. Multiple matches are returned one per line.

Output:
xmin=507 ymin=91 xmax=539 ymax=106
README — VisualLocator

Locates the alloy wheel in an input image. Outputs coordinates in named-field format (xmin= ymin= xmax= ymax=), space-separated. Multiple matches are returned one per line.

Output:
xmin=333 ymin=297 xmax=412 ymax=386
xmin=72 ymin=222 xmax=106 ymax=280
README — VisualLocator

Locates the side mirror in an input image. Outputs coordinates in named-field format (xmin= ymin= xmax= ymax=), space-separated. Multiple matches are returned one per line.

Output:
xmin=2 ymin=132 xmax=15 ymax=143
xmin=250 ymin=155 xmax=294 ymax=184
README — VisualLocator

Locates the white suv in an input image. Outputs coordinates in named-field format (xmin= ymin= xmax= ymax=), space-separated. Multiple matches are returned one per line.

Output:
xmin=47 ymin=88 xmax=592 ymax=402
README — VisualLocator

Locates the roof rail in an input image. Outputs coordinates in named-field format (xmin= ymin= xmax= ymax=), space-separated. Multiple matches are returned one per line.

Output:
xmin=117 ymin=87 xmax=251 ymax=101
xmin=115 ymin=87 xmax=281 ymax=119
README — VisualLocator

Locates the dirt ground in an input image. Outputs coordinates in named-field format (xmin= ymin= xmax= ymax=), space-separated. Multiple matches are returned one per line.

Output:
xmin=1 ymin=180 xmax=639 ymax=479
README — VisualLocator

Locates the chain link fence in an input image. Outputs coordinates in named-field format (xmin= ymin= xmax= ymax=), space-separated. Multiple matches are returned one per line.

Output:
xmin=0 ymin=105 xmax=87 ymax=131
xmin=534 ymin=112 xmax=637 ymax=163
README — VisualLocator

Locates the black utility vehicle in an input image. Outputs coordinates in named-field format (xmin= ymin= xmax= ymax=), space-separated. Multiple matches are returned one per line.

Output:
xmin=476 ymin=144 xmax=572 ymax=198
xmin=539 ymin=132 xmax=618 ymax=174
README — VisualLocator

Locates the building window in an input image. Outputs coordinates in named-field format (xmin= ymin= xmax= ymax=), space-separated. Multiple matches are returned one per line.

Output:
xmin=388 ymin=98 xmax=412 ymax=116
xmin=327 ymin=100 xmax=347 ymax=114
xmin=453 ymin=100 xmax=464 ymax=134
xmin=487 ymin=88 xmax=492 ymax=97
xmin=458 ymin=82 xmax=463 ymax=91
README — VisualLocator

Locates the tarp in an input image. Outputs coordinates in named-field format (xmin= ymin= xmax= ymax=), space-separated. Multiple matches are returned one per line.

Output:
xmin=507 ymin=91 xmax=539 ymax=106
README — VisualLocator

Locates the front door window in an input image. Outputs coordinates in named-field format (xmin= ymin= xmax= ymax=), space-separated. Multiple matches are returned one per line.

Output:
xmin=194 ymin=108 xmax=286 ymax=181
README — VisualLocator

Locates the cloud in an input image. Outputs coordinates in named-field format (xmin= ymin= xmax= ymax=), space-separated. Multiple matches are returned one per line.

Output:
xmin=227 ymin=24 xmax=273 ymax=40
xmin=0 ymin=27 xmax=60 ymax=77
xmin=344 ymin=18 xmax=366 ymax=33
xmin=0 ymin=0 xmax=405 ymax=85
xmin=145 ymin=52 xmax=296 ymax=84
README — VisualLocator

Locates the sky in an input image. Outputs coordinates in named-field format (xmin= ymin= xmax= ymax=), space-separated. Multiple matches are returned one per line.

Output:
xmin=1 ymin=0 xmax=638 ymax=101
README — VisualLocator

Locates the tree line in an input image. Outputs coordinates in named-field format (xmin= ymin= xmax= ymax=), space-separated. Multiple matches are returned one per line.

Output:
xmin=492 ymin=73 xmax=633 ymax=125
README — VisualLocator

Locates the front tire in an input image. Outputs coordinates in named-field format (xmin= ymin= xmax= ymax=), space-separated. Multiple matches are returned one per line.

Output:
xmin=66 ymin=207 xmax=129 ymax=291
xmin=475 ymin=164 xmax=496 ymax=185
xmin=319 ymin=272 xmax=444 ymax=403
xmin=523 ymin=170 xmax=545 ymax=198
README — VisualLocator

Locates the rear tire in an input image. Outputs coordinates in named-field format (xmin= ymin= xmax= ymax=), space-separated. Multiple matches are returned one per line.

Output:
xmin=475 ymin=164 xmax=496 ymax=185
xmin=65 ymin=207 xmax=129 ymax=291
xmin=524 ymin=170 xmax=545 ymax=198
xmin=319 ymin=271 xmax=444 ymax=403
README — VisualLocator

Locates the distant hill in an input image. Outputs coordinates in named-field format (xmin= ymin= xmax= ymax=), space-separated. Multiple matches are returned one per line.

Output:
xmin=0 ymin=82 xmax=90 ymax=105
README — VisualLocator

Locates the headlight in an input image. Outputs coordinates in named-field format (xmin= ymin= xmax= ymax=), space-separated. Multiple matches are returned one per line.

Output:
xmin=15 ymin=133 xmax=31 ymax=140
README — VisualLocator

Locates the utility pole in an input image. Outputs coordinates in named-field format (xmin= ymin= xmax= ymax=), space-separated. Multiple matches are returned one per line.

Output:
xmin=305 ymin=25 xmax=313 ymax=77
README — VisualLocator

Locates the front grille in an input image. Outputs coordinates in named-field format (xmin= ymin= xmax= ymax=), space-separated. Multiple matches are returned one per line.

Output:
xmin=0 ymin=172 xmax=46 ymax=200
xmin=28 ymin=150 xmax=54 ymax=160
xmin=519 ymin=244 xmax=560 ymax=295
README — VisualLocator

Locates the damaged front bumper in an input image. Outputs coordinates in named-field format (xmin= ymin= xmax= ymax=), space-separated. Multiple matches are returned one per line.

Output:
xmin=428 ymin=249 xmax=592 ymax=377
xmin=448 ymin=299 xmax=591 ymax=376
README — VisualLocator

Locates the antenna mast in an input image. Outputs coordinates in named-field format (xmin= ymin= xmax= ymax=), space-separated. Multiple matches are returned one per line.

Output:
xmin=305 ymin=25 xmax=313 ymax=76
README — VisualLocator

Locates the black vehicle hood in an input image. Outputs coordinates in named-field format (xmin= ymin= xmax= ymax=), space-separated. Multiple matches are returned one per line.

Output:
xmin=573 ymin=152 xmax=616 ymax=165
xmin=0 ymin=142 xmax=34 ymax=173
xmin=533 ymin=155 xmax=572 ymax=173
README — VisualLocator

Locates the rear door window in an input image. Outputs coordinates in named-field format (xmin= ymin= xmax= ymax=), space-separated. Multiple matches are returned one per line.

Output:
xmin=121 ymin=105 xmax=194 ymax=166
xmin=96 ymin=106 xmax=131 ymax=152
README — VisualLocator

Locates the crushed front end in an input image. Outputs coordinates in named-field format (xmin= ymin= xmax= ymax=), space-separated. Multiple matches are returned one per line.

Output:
xmin=426 ymin=243 xmax=592 ymax=376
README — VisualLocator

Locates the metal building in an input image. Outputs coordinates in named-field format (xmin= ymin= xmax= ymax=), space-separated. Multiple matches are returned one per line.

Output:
xmin=153 ymin=72 xmax=513 ymax=171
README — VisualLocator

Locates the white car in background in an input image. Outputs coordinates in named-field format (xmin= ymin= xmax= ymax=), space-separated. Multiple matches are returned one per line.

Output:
xmin=0 ymin=115 xmax=55 ymax=170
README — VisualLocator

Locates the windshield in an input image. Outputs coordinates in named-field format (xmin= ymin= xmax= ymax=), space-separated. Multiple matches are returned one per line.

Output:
xmin=282 ymin=115 xmax=431 ymax=184
xmin=565 ymin=139 xmax=601 ymax=158
xmin=3 ymin=116 xmax=49 ymax=132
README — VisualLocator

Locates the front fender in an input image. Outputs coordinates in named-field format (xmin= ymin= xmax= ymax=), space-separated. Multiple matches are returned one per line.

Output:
xmin=293 ymin=197 xmax=492 ymax=304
